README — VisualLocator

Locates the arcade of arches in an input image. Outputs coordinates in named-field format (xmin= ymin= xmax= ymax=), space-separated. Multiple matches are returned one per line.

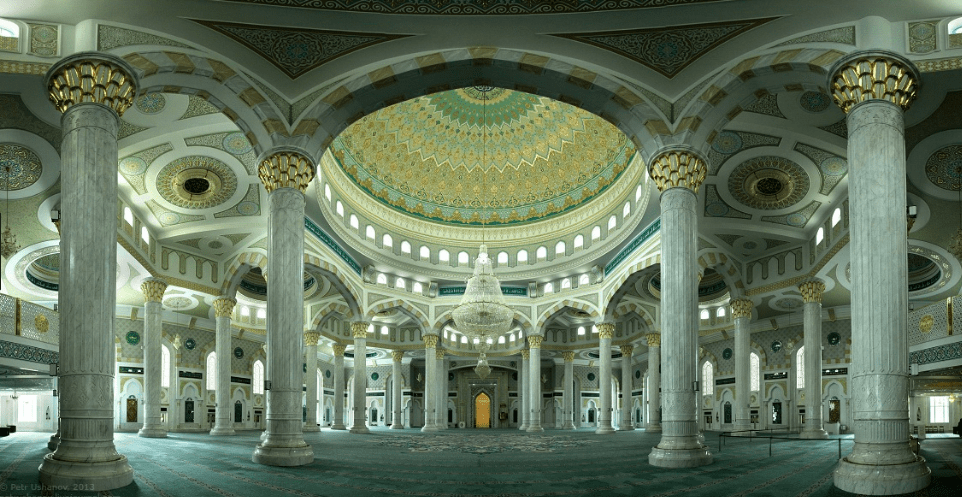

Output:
xmin=1 ymin=1 xmax=962 ymax=495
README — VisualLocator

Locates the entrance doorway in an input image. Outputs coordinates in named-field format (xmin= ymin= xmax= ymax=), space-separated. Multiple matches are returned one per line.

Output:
xmin=475 ymin=392 xmax=490 ymax=428
xmin=126 ymin=396 xmax=138 ymax=422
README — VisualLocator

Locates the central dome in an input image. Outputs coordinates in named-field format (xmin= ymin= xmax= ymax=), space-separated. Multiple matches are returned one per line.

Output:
xmin=330 ymin=87 xmax=635 ymax=226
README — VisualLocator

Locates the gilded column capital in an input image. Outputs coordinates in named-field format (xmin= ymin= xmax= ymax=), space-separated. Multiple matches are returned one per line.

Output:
xmin=436 ymin=348 xmax=446 ymax=360
xmin=527 ymin=335 xmax=544 ymax=349
xmin=211 ymin=296 xmax=236 ymax=318
xmin=140 ymin=277 xmax=168 ymax=303
xmin=645 ymin=333 xmax=661 ymax=348
xmin=423 ymin=334 xmax=439 ymax=349
xmin=620 ymin=345 xmax=634 ymax=357
xmin=521 ymin=349 xmax=530 ymax=360
xmin=258 ymin=148 xmax=316 ymax=194
xmin=798 ymin=280 xmax=826 ymax=303
xmin=647 ymin=148 xmax=707 ymax=194
xmin=596 ymin=322 xmax=615 ymax=339
xmin=332 ymin=343 xmax=347 ymax=356
xmin=829 ymin=51 xmax=919 ymax=114
xmin=730 ymin=298 xmax=754 ymax=320
xmin=45 ymin=52 xmax=139 ymax=116
xmin=561 ymin=351 xmax=575 ymax=362
xmin=350 ymin=321 xmax=370 ymax=339
xmin=304 ymin=332 xmax=320 ymax=347
xmin=391 ymin=350 xmax=404 ymax=362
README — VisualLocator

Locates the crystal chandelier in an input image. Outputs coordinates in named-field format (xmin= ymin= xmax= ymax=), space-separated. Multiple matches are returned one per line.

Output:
xmin=1 ymin=165 xmax=20 ymax=260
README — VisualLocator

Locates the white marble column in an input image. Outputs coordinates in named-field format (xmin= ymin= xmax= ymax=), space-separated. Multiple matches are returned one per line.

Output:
xmin=391 ymin=351 xmax=404 ymax=429
xmin=209 ymin=297 xmax=236 ymax=436
xmin=620 ymin=345 xmax=634 ymax=431
xmin=829 ymin=51 xmax=930 ymax=494
xmin=562 ymin=351 xmax=575 ymax=430
xmin=350 ymin=322 xmax=370 ymax=434
xmin=252 ymin=150 xmax=314 ymax=466
xmin=645 ymin=334 xmax=662 ymax=432
xmin=527 ymin=335 xmax=544 ymax=432
xmin=519 ymin=349 xmax=529 ymax=430
xmin=303 ymin=331 xmax=320 ymax=432
xmin=596 ymin=323 xmax=615 ymax=434
xmin=39 ymin=53 xmax=138 ymax=491
xmin=647 ymin=149 xmax=712 ymax=468
xmin=331 ymin=343 xmax=347 ymax=430
xmin=436 ymin=349 xmax=447 ymax=429
xmin=731 ymin=298 xmax=753 ymax=434
xmin=798 ymin=281 xmax=827 ymax=439
xmin=138 ymin=278 xmax=168 ymax=438
xmin=421 ymin=334 xmax=439 ymax=432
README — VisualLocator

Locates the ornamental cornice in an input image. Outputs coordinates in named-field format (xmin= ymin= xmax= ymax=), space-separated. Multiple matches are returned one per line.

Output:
xmin=45 ymin=52 xmax=138 ymax=116
xmin=829 ymin=51 xmax=919 ymax=114
xmin=259 ymin=149 xmax=315 ymax=194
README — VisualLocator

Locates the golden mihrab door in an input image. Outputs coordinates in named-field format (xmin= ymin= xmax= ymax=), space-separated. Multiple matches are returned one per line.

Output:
xmin=475 ymin=393 xmax=490 ymax=428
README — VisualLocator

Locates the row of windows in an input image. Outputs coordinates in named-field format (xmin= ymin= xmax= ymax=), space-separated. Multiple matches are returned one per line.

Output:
xmin=123 ymin=206 xmax=151 ymax=244
xmin=814 ymin=207 xmax=843 ymax=245
xmin=700 ymin=307 xmax=727 ymax=320
xmin=443 ymin=328 xmax=523 ymax=345
xmin=700 ymin=347 xmax=807 ymax=397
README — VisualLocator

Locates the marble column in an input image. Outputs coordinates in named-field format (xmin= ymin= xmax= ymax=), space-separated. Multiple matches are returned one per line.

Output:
xmin=596 ymin=323 xmax=615 ymax=434
xmin=39 ymin=53 xmax=138 ymax=491
xmin=209 ymin=297 xmax=237 ymax=436
xmin=421 ymin=334 xmax=439 ymax=432
xmin=350 ymin=322 xmax=370 ymax=434
xmin=562 ymin=351 xmax=575 ymax=430
xmin=620 ymin=345 xmax=635 ymax=431
xmin=519 ymin=349 xmax=529 ymax=430
xmin=436 ymin=349 xmax=447 ymax=429
xmin=829 ymin=52 xmax=930 ymax=494
xmin=391 ymin=351 xmax=404 ymax=429
xmin=527 ymin=336 xmax=544 ymax=432
xmin=303 ymin=332 xmax=320 ymax=432
xmin=138 ymin=278 xmax=168 ymax=438
xmin=731 ymin=298 xmax=753 ymax=434
xmin=331 ymin=344 xmax=347 ymax=430
xmin=646 ymin=333 xmax=662 ymax=432
xmin=252 ymin=150 xmax=314 ymax=466
xmin=798 ymin=281 xmax=827 ymax=439
xmin=647 ymin=149 xmax=712 ymax=467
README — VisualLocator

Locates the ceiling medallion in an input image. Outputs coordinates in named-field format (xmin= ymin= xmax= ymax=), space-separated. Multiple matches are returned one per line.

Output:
xmin=728 ymin=156 xmax=809 ymax=210
xmin=923 ymin=144 xmax=962 ymax=191
xmin=156 ymin=156 xmax=238 ymax=210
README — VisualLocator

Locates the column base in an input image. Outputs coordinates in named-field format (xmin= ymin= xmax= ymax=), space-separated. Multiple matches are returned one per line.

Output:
xmin=390 ymin=423 xmax=404 ymax=430
xmin=646 ymin=424 xmax=662 ymax=433
xmin=47 ymin=434 xmax=60 ymax=451
xmin=562 ymin=422 xmax=576 ymax=430
xmin=349 ymin=426 xmax=370 ymax=434
xmin=331 ymin=423 xmax=346 ymax=430
xmin=834 ymin=455 xmax=930 ymax=495
xmin=648 ymin=444 xmax=713 ymax=468
xmin=732 ymin=422 xmax=753 ymax=435
xmin=138 ymin=427 xmax=169 ymax=438
xmin=596 ymin=424 xmax=616 ymax=435
xmin=799 ymin=428 xmax=829 ymax=439
xmin=39 ymin=452 xmax=133 ymax=491
xmin=518 ymin=423 xmax=528 ymax=431
xmin=303 ymin=424 xmax=321 ymax=433
xmin=208 ymin=426 xmax=236 ymax=436
xmin=252 ymin=443 xmax=314 ymax=467
xmin=260 ymin=430 xmax=268 ymax=441
xmin=526 ymin=424 xmax=544 ymax=433
xmin=421 ymin=424 xmax=439 ymax=433
xmin=618 ymin=423 xmax=634 ymax=431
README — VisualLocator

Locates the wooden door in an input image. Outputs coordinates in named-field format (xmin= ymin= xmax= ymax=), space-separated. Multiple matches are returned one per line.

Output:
xmin=475 ymin=393 xmax=490 ymax=428
xmin=126 ymin=397 xmax=137 ymax=422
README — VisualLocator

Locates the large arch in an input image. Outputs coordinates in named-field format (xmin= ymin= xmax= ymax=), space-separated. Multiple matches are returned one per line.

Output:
xmin=365 ymin=298 xmax=430 ymax=331
xmin=535 ymin=299 xmax=602 ymax=332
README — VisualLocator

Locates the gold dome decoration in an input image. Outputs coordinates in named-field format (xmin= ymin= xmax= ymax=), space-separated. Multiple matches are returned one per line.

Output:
xmin=35 ymin=314 xmax=49 ymax=333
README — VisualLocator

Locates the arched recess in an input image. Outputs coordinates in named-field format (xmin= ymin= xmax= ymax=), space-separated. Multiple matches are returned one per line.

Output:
xmin=365 ymin=298 xmax=430 ymax=331
xmin=535 ymin=299 xmax=601 ymax=332
xmin=310 ymin=301 xmax=355 ymax=330
xmin=220 ymin=251 xmax=268 ymax=298
xmin=696 ymin=248 xmax=746 ymax=299
xmin=602 ymin=253 xmax=661 ymax=311
xmin=296 ymin=46 xmax=667 ymax=159
xmin=304 ymin=254 xmax=362 ymax=318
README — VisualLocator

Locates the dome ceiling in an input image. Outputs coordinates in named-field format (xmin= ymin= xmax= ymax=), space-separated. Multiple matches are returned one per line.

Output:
xmin=330 ymin=87 xmax=636 ymax=226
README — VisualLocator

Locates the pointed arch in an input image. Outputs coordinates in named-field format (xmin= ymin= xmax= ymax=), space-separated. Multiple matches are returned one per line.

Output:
xmin=220 ymin=251 xmax=269 ymax=298
xmin=535 ymin=299 xmax=601 ymax=331
xmin=365 ymin=298 xmax=430 ymax=331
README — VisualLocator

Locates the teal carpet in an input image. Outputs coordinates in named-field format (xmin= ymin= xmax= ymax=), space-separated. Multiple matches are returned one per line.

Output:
xmin=0 ymin=428 xmax=960 ymax=496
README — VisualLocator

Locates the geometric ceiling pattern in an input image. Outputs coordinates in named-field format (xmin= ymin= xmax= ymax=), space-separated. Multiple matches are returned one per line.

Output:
xmin=220 ymin=0 xmax=726 ymax=15
xmin=191 ymin=19 xmax=412 ymax=78
xmin=330 ymin=87 xmax=636 ymax=226
xmin=552 ymin=17 xmax=779 ymax=78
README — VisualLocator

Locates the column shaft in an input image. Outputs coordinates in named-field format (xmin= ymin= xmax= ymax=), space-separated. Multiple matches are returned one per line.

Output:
xmin=304 ymin=332 xmax=320 ymax=432
xmin=519 ymin=351 xmax=528 ymax=430
xmin=350 ymin=324 xmax=370 ymax=434
xmin=527 ymin=336 xmax=544 ymax=432
xmin=732 ymin=299 xmax=753 ymax=433
xmin=140 ymin=279 xmax=168 ymax=438
xmin=211 ymin=297 xmax=236 ymax=436
xmin=620 ymin=346 xmax=634 ymax=430
xmin=421 ymin=335 xmax=439 ymax=432
xmin=647 ymin=336 xmax=661 ymax=432
xmin=436 ymin=351 xmax=447 ymax=429
xmin=597 ymin=324 xmax=615 ymax=434
xmin=799 ymin=282 xmax=827 ymax=439
xmin=332 ymin=344 xmax=346 ymax=430
xmin=562 ymin=352 xmax=575 ymax=430
xmin=391 ymin=351 xmax=404 ymax=429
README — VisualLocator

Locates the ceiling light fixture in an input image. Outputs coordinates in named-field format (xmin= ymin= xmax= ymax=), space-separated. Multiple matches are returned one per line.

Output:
xmin=1 ymin=165 xmax=21 ymax=259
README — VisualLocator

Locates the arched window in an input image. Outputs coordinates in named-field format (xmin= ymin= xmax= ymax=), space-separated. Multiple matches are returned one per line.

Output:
xmin=561 ymin=278 xmax=571 ymax=289
xmin=544 ymin=282 xmax=554 ymax=293
xmin=206 ymin=352 xmax=217 ymax=391
xmin=376 ymin=273 xmax=387 ymax=285
xmin=439 ymin=249 xmax=450 ymax=263
xmin=458 ymin=251 xmax=469 ymax=266
xmin=517 ymin=250 xmax=528 ymax=263
xmin=0 ymin=19 xmax=20 ymax=38
xmin=461 ymin=335 xmax=468 ymax=344
xmin=555 ymin=241 xmax=566 ymax=256
xmin=580 ymin=274 xmax=590 ymax=285
xmin=395 ymin=277 xmax=405 ymax=290
xmin=141 ymin=226 xmax=150 ymax=244
xmin=536 ymin=246 xmax=547 ymax=260
xmin=832 ymin=207 xmax=842 ymax=227
xmin=365 ymin=225 xmax=375 ymax=240
xmin=123 ymin=207 xmax=133 ymax=226
xmin=717 ymin=307 xmax=726 ymax=318
xmin=796 ymin=346 xmax=805 ymax=389
xmin=750 ymin=352 xmax=760 ymax=392
xmin=509 ymin=333 xmax=516 ymax=341
xmin=368 ymin=323 xmax=375 ymax=333
xmin=498 ymin=336 xmax=505 ymax=344
xmin=700 ymin=309 xmax=710 ymax=320
xmin=574 ymin=234 xmax=584 ymax=249
xmin=702 ymin=362 xmax=713 ymax=396
xmin=578 ymin=326 xmax=586 ymax=336
xmin=335 ymin=201 xmax=344 ymax=216
xmin=381 ymin=325 xmax=389 ymax=335
xmin=636 ymin=184 xmax=643 ymax=202
xmin=401 ymin=241 xmax=411 ymax=254
xmin=324 ymin=184 xmax=331 ymax=201
xmin=241 ymin=306 xmax=250 ymax=317
xmin=253 ymin=360 xmax=264 ymax=395
xmin=383 ymin=234 xmax=393 ymax=248
xmin=349 ymin=214 xmax=359 ymax=229
xmin=420 ymin=245 xmax=430 ymax=259
xmin=815 ymin=227 xmax=824 ymax=245
xmin=608 ymin=215 xmax=617 ymax=230
xmin=412 ymin=282 xmax=423 ymax=293
xmin=592 ymin=325 xmax=598 ymax=334
xmin=623 ymin=202 xmax=631 ymax=218
xmin=591 ymin=226 xmax=601 ymax=240
xmin=497 ymin=251 xmax=508 ymax=265
xmin=161 ymin=345 xmax=170 ymax=388
xmin=256 ymin=308 xmax=266 ymax=319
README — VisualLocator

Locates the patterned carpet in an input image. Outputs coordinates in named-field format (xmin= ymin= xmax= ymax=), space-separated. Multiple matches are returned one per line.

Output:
xmin=0 ymin=428 xmax=959 ymax=496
